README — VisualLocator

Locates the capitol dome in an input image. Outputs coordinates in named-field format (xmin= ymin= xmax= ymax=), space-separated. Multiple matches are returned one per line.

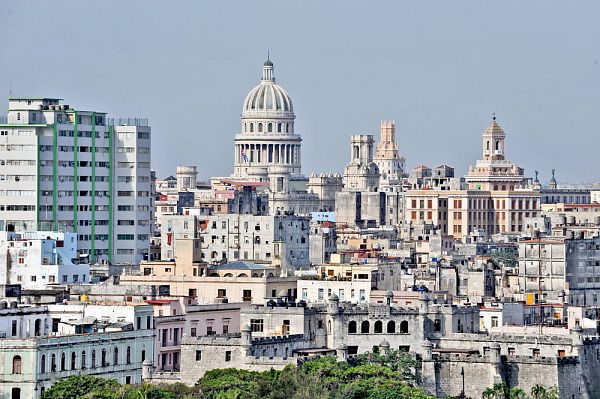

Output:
xmin=242 ymin=58 xmax=294 ymax=118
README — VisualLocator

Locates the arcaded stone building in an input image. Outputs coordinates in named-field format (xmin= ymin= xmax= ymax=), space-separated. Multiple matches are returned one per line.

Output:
xmin=176 ymin=293 xmax=600 ymax=397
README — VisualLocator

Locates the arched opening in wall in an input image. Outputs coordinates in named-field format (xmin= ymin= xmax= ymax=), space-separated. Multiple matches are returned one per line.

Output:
xmin=494 ymin=185 xmax=498 ymax=190
xmin=267 ymin=273 xmax=274 ymax=277
xmin=40 ymin=354 xmax=46 ymax=373
xmin=34 ymin=319 xmax=41 ymax=336
xmin=486 ymin=141 xmax=490 ymax=151
xmin=258 ymin=123 xmax=263 ymax=132
xmin=81 ymin=351 xmax=86 ymax=369
xmin=223 ymin=273 xmax=234 ymax=277
xmin=387 ymin=320 xmax=396 ymax=333
xmin=495 ymin=141 xmax=500 ymax=151
xmin=60 ymin=352 xmax=66 ymax=371
xmin=12 ymin=355 xmax=22 ymax=374
xmin=400 ymin=320 xmax=409 ymax=334
xmin=91 ymin=350 xmax=96 ymax=368
xmin=126 ymin=346 xmax=131 ymax=364
xmin=268 ymin=123 xmax=273 ymax=132
xmin=101 ymin=349 xmax=107 ymax=367
xmin=51 ymin=354 xmax=56 ymax=372
xmin=113 ymin=347 xmax=119 ymax=365
xmin=360 ymin=320 xmax=370 ymax=334
xmin=277 ymin=123 xmax=282 ymax=133
xmin=501 ymin=185 xmax=506 ymax=191
xmin=250 ymin=123 xmax=254 ymax=132
xmin=328 ymin=320 xmax=331 ymax=333
xmin=238 ymin=273 xmax=248 ymax=277
xmin=374 ymin=321 xmax=383 ymax=333
xmin=348 ymin=321 xmax=357 ymax=334
xmin=71 ymin=351 xmax=76 ymax=370
xmin=252 ymin=273 xmax=258 ymax=277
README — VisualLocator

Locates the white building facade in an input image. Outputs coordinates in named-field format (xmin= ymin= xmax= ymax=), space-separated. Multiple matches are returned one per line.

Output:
xmin=0 ymin=98 xmax=151 ymax=265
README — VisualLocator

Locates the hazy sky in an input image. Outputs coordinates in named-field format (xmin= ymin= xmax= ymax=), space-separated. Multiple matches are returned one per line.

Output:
xmin=2 ymin=1 xmax=599 ymax=184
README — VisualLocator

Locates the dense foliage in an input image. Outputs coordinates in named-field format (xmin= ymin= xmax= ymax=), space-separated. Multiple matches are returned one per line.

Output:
xmin=482 ymin=383 xmax=559 ymax=399
xmin=41 ymin=351 xmax=433 ymax=399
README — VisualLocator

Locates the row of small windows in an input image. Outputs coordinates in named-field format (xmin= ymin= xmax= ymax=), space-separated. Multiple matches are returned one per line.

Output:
xmin=244 ymin=122 xmax=292 ymax=134
xmin=347 ymin=320 xmax=409 ymax=334
xmin=33 ymin=346 xmax=136 ymax=374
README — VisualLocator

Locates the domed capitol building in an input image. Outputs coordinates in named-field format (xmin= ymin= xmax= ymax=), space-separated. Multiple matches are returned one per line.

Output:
xmin=230 ymin=58 xmax=341 ymax=214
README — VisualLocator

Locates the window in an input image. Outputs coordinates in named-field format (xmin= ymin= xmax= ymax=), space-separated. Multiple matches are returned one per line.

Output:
xmin=81 ymin=351 xmax=86 ymax=369
xmin=91 ymin=350 xmax=96 ymax=368
xmin=225 ymin=351 xmax=232 ymax=361
xmin=196 ymin=350 xmax=202 ymax=361
xmin=374 ymin=320 xmax=383 ymax=333
xmin=434 ymin=319 xmax=441 ymax=332
xmin=126 ymin=346 xmax=131 ymax=364
xmin=243 ymin=290 xmax=252 ymax=302
xmin=400 ymin=321 xmax=409 ymax=334
xmin=71 ymin=352 xmax=76 ymax=370
xmin=348 ymin=321 xmax=357 ymax=334
xmin=51 ymin=354 xmax=57 ymax=372
xmin=217 ymin=289 xmax=226 ymax=298
xmin=40 ymin=354 xmax=46 ymax=373
xmin=250 ymin=319 xmax=264 ymax=332
xmin=491 ymin=316 xmax=499 ymax=328
xmin=361 ymin=320 xmax=370 ymax=334
xmin=12 ymin=355 xmax=22 ymax=374
xmin=387 ymin=320 xmax=396 ymax=333
xmin=11 ymin=320 xmax=17 ymax=336
xmin=191 ymin=327 xmax=197 ymax=337
xmin=61 ymin=352 xmax=66 ymax=371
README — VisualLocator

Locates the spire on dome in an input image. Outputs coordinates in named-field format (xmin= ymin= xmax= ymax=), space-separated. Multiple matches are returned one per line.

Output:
xmin=262 ymin=54 xmax=275 ymax=82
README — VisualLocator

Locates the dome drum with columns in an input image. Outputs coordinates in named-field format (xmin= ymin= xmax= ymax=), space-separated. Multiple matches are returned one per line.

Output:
xmin=234 ymin=59 xmax=302 ymax=181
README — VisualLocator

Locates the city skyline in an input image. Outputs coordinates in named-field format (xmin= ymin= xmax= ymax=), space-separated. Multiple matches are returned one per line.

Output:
xmin=1 ymin=0 xmax=599 ymax=183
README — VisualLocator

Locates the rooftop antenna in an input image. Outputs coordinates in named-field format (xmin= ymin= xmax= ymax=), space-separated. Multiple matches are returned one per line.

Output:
xmin=267 ymin=49 xmax=270 ymax=61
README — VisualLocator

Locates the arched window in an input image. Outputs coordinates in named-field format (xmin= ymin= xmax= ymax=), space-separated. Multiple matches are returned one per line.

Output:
xmin=286 ymin=123 xmax=290 ymax=133
xmin=81 ymin=351 xmax=86 ymax=369
xmin=34 ymin=319 xmax=41 ymax=336
xmin=387 ymin=320 xmax=396 ymax=333
xmin=374 ymin=320 xmax=383 ymax=333
xmin=40 ymin=354 xmax=46 ymax=373
xmin=113 ymin=347 xmax=119 ymax=365
xmin=400 ymin=320 xmax=409 ymax=334
xmin=501 ymin=185 xmax=506 ymax=191
xmin=277 ymin=123 xmax=282 ymax=133
xmin=71 ymin=352 xmax=76 ymax=370
xmin=91 ymin=350 xmax=96 ymax=368
xmin=249 ymin=123 xmax=254 ymax=132
xmin=268 ymin=123 xmax=273 ymax=132
xmin=51 ymin=354 xmax=56 ymax=372
xmin=12 ymin=355 xmax=22 ymax=374
xmin=360 ymin=320 xmax=370 ymax=334
xmin=244 ymin=123 xmax=247 ymax=132
xmin=327 ymin=320 xmax=332 ymax=333
xmin=126 ymin=346 xmax=131 ymax=364
xmin=486 ymin=141 xmax=490 ymax=151
xmin=495 ymin=141 xmax=500 ymax=151
xmin=258 ymin=123 xmax=263 ymax=132
xmin=61 ymin=352 xmax=66 ymax=371
xmin=494 ymin=185 xmax=498 ymax=191
xmin=101 ymin=348 xmax=107 ymax=367
xmin=348 ymin=321 xmax=357 ymax=334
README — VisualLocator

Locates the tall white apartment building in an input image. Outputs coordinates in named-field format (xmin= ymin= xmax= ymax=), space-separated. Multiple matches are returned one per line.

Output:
xmin=0 ymin=97 xmax=151 ymax=265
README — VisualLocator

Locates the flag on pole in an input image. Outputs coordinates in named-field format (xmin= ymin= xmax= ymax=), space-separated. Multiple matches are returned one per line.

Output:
xmin=241 ymin=148 xmax=248 ymax=162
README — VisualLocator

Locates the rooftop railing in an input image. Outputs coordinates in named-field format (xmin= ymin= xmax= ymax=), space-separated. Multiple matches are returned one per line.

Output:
xmin=108 ymin=117 xmax=149 ymax=127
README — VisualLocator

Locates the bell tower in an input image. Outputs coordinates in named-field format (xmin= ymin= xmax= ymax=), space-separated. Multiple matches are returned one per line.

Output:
xmin=482 ymin=115 xmax=506 ymax=161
